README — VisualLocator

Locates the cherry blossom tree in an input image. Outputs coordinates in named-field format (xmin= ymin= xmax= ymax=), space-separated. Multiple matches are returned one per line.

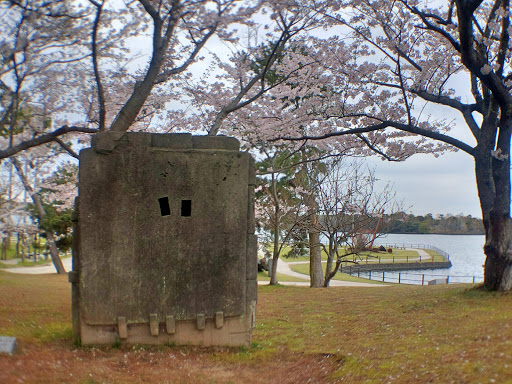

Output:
xmin=0 ymin=0 xmax=262 ymax=272
xmin=0 ymin=0 xmax=261 ymax=159
xmin=277 ymin=0 xmax=512 ymax=291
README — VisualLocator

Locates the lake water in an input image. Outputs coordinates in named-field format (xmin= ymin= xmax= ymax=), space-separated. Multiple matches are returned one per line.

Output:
xmin=372 ymin=233 xmax=486 ymax=284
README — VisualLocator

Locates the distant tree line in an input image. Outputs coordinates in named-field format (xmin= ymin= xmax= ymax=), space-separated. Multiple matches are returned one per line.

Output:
xmin=380 ymin=212 xmax=484 ymax=235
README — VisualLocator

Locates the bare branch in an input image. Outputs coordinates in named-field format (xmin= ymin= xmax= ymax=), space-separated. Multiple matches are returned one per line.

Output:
xmin=356 ymin=133 xmax=407 ymax=161
xmin=274 ymin=121 xmax=475 ymax=155
xmin=91 ymin=0 xmax=106 ymax=131
xmin=0 ymin=126 xmax=98 ymax=159
xmin=54 ymin=137 xmax=80 ymax=159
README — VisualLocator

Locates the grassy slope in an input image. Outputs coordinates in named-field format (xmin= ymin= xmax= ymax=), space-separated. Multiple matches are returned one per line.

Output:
xmin=288 ymin=263 xmax=387 ymax=284
xmin=0 ymin=271 xmax=511 ymax=383
xmin=279 ymin=246 xmax=446 ymax=263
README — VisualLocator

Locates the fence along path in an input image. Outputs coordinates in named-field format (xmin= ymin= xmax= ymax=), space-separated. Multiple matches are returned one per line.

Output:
xmin=344 ymin=243 xmax=482 ymax=285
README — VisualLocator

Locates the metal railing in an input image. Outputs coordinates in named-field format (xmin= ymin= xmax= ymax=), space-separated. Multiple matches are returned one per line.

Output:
xmin=341 ymin=243 xmax=483 ymax=285
xmin=375 ymin=242 xmax=450 ymax=260
xmin=343 ymin=267 xmax=483 ymax=285
xmin=346 ymin=243 xmax=451 ymax=264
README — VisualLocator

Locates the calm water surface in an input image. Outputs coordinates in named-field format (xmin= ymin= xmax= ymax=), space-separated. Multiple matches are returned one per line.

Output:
xmin=373 ymin=233 xmax=486 ymax=283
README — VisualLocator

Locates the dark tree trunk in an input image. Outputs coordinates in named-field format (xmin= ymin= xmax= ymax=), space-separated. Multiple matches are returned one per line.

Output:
xmin=483 ymin=214 xmax=512 ymax=290
xmin=475 ymin=115 xmax=512 ymax=291
xmin=270 ymin=226 xmax=280 ymax=285
xmin=309 ymin=225 xmax=324 ymax=287
xmin=323 ymin=236 xmax=336 ymax=287
xmin=270 ymin=174 xmax=280 ymax=286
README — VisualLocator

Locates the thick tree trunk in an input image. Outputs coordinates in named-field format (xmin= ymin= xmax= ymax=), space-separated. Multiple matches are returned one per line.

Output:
xmin=269 ymin=174 xmax=280 ymax=285
xmin=1 ymin=238 xmax=6 ymax=260
xmin=474 ymin=114 xmax=512 ymax=291
xmin=309 ymin=224 xmax=324 ymax=287
xmin=483 ymin=214 xmax=512 ymax=290
xmin=270 ymin=228 xmax=280 ymax=285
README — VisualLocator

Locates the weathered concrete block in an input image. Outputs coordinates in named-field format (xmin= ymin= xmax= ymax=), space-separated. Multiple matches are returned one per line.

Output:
xmin=75 ymin=132 xmax=256 ymax=347
xmin=0 ymin=336 xmax=17 ymax=355
xmin=151 ymin=133 xmax=192 ymax=149
xmin=118 ymin=317 xmax=128 ymax=339
xmin=166 ymin=316 xmax=176 ymax=334
xmin=192 ymin=135 xmax=240 ymax=151
xmin=150 ymin=314 xmax=159 ymax=336
xmin=215 ymin=312 xmax=224 ymax=329
xmin=247 ymin=188 xmax=256 ymax=234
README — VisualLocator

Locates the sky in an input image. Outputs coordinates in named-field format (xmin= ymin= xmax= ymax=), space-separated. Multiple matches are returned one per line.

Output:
xmin=369 ymin=150 xmax=481 ymax=218
xmin=368 ymin=101 xmax=482 ymax=218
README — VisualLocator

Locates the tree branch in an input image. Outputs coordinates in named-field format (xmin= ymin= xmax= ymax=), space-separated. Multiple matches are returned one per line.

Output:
xmin=274 ymin=121 xmax=475 ymax=155
xmin=90 ymin=0 xmax=106 ymax=131
xmin=0 ymin=126 xmax=98 ymax=159
xmin=54 ymin=137 xmax=80 ymax=159
xmin=207 ymin=24 xmax=293 ymax=135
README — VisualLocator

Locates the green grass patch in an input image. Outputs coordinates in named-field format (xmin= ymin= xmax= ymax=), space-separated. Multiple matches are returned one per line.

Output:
xmin=271 ymin=245 xmax=444 ymax=264
xmin=2 ymin=269 xmax=511 ymax=384
xmin=257 ymin=271 xmax=308 ymax=283
xmin=0 ymin=237 xmax=48 ymax=261
xmin=288 ymin=262 xmax=387 ymax=285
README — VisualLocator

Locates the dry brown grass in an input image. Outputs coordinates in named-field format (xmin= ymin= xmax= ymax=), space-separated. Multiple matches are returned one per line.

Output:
xmin=0 ymin=271 xmax=511 ymax=383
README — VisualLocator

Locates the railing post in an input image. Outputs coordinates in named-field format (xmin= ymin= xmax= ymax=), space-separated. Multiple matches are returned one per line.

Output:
xmin=369 ymin=270 xmax=372 ymax=280
xmin=398 ymin=272 xmax=401 ymax=284
xmin=382 ymin=271 xmax=385 ymax=282
xmin=422 ymin=274 xmax=424 ymax=285
xmin=446 ymin=276 xmax=449 ymax=284
xmin=357 ymin=270 xmax=360 ymax=278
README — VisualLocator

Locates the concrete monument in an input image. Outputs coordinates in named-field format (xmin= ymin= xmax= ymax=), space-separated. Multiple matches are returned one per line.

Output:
xmin=70 ymin=132 xmax=257 ymax=346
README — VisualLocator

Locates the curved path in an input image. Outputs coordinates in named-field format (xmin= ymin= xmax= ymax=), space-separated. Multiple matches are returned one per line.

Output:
xmin=3 ymin=250 xmax=406 ymax=287
xmin=1 ymin=257 xmax=72 ymax=274
xmin=269 ymin=257 xmax=387 ymax=287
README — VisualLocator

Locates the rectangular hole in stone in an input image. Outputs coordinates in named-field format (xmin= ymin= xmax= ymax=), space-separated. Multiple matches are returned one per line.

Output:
xmin=181 ymin=200 xmax=191 ymax=217
xmin=158 ymin=197 xmax=170 ymax=216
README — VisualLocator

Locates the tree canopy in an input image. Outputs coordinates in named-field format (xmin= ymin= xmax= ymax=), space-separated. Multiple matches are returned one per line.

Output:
xmin=1 ymin=0 xmax=511 ymax=290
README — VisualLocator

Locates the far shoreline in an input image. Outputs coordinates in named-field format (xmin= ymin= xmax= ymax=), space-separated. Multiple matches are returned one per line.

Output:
xmin=381 ymin=232 xmax=484 ymax=236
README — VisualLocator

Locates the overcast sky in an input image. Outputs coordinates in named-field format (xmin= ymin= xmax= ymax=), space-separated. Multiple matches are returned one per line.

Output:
xmin=370 ymin=151 xmax=481 ymax=218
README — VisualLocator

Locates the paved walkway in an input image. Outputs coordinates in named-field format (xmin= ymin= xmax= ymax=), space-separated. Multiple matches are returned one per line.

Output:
xmin=4 ymin=250 xmax=423 ymax=287
xmin=2 ymin=256 xmax=386 ymax=287
xmin=1 ymin=257 xmax=72 ymax=274
xmin=259 ymin=258 xmax=387 ymax=287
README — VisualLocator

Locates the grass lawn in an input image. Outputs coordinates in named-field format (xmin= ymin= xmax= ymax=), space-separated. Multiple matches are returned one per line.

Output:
xmin=288 ymin=262 xmax=387 ymax=285
xmin=257 ymin=271 xmax=308 ymax=283
xmin=277 ymin=245 xmax=446 ymax=264
xmin=0 ymin=237 xmax=48 ymax=260
xmin=1 ymin=271 xmax=511 ymax=383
